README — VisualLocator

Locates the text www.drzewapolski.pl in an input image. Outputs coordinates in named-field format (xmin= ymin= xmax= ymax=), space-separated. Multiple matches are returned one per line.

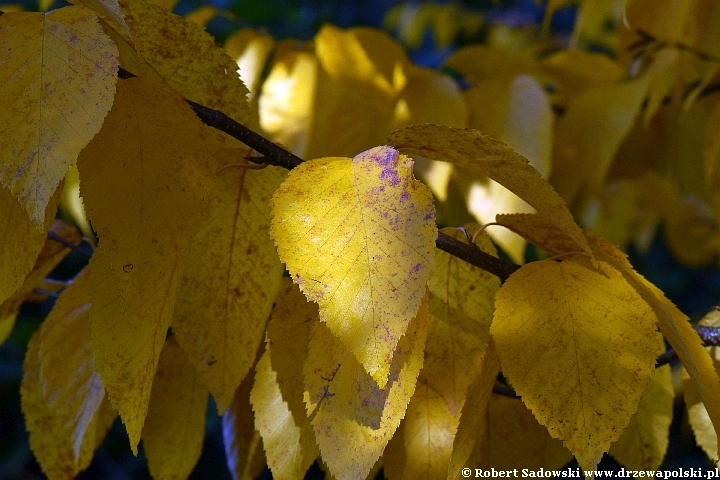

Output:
xmin=461 ymin=468 xmax=720 ymax=478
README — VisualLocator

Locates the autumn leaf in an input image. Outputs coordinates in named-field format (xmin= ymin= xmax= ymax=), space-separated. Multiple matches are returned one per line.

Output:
xmin=610 ymin=335 xmax=673 ymax=471
xmin=304 ymin=297 xmax=429 ymax=480
xmin=250 ymin=279 xmax=319 ymax=480
xmin=77 ymin=77 xmax=216 ymax=452
xmin=172 ymin=163 xmax=286 ymax=412
xmin=119 ymin=0 xmax=252 ymax=126
xmin=142 ymin=336 xmax=208 ymax=480
xmin=270 ymin=145 xmax=436 ymax=387
xmin=223 ymin=370 xmax=267 ymax=480
xmin=22 ymin=268 xmax=116 ymax=479
xmin=0 ymin=6 xmax=118 ymax=225
xmin=492 ymin=258 xmax=658 ymax=471
xmin=386 ymin=124 xmax=590 ymax=256
xmin=587 ymin=234 xmax=720 ymax=461
xmin=447 ymin=341 xmax=501 ymax=480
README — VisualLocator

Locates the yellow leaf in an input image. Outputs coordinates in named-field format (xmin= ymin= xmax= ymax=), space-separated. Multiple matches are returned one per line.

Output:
xmin=225 ymin=29 xmax=275 ymax=98
xmin=478 ymin=395 xmax=572 ymax=471
xmin=385 ymin=228 xmax=499 ymax=479
xmin=119 ymin=0 xmax=252 ymax=126
xmin=143 ymin=336 xmax=208 ymax=480
xmin=492 ymin=258 xmax=658 ymax=471
xmin=22 ymin=267 xmax=114 ymax=479
xmin=270 ymin=146 xmax=436 ymax=387
xmin=172 ymin=164 xmax=286 ymax=412
xmin=551 ymin=76 xmax=653 ymax=211
xmin=463 ymin=74 xmax=553 ymax=263
xmin=304 ymin=297 xmax=429 ymax=480
xmin=223 ymin=370 xmax=267 ymax=480
xmin=250 ymin=279 xmax=319 ymax=480
xmin=77 ymin=77 xmax=215 ymax=452
xmin=447 ymin=341 xmax=501 ymax=480
xmin=683 ymin=309 xmax=720 ymax=461
xmin=426 ymin=226 xmax=499 ymax=415
xmin=258 ymin=48 xmax=318 ymax=157
xmin=444 ymin=45 xmax=537 ymax=85
xmin=587 ymin=234 xmax=720 ymax=461
xmin=0 ymin=184 xmax=64 ymax=323
xmin=386 ymin=124 xmax=589 ymax=256
xmin=494 ymin=213 xmax=583 ymax=256
xmin=610 ymin=335 xmax=673 ymax=470
xmin=0 ymin=6 xmax=118 ymax=225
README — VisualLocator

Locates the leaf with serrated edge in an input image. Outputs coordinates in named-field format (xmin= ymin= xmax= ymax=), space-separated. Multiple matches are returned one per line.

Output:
xmin=587 ymin=233 xmax=720 ymax=461
xmin=0 ymin=7 xmax=118 ymax=225
xmin=223 ymin=370 xmax=267 ymax=480
xmin=22 ymin=268 xmax=113 ymax=479
xmin=385 ymin=227 xmax=498 ymax=479
xmin=386 ymin=124 xmax=589 ymax=256
xmin=610 ymin=334 xmax=672 ymax=470
xmin=172 ymin=164 xmax=286 ymax=412
xmin=495 ymin=213 xmax=584 ymax=256
xmin=447 ymin=341 xmax=501 ymax=480
xmin=77 ymin=77 xmax=215 ymax=453
xmin=304 ymin=297 xmax=429 ymax=480
xmin=143 ymin=337 xmax=208 ymax=480
xmin=492 ymin=258 xmax=658 ymax=471
xmin=270 ymin=145 xmax=436 ymax=387
xmin=119 ymin=0 xmax=252 ymax=126
xmin=251 ymin=279 xmax=319 ymax=480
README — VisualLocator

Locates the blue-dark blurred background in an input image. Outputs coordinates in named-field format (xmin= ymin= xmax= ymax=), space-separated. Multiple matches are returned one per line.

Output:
xmin=1 ymin=0 xmax=719 ymax=478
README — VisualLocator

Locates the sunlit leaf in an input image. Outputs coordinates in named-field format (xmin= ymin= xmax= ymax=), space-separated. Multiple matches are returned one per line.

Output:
xmin=270 ymin=145 xmax=436 ymax=387
xmin=0 ymin=6 xmax=118 ymax=224
xmin=387 ymin=124 xmax=589 ymax=255
xmin=304 ymin=297 xmax=429 ymax=480
xmin=492 ymin=258 xmax=658 ymax=470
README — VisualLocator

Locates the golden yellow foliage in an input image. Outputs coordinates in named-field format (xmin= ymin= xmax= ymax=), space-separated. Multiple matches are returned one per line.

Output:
xmin=0 ymin=6 xmax=118 ymax=225
xmin=143 ymin=337 xmax=208 ymax=480
xmin=171 ymin=164 xmax=286 ymax=412
xmin=224 ymin=370 xmax=267 ymax=480
xmin=77 ymin=77 xmax=216 ymax=452
xmin=250 ymin=280 xmax=319 ymax=480
xmin=270 ymin=146 xmax=436 ymax=387
xmin=304 ymin=298 xmax=429 ymax=480
xmin=492 ymin=258 xmax=658 ymax=470
xmin=22 ymin=268 xmax=116 ymax=479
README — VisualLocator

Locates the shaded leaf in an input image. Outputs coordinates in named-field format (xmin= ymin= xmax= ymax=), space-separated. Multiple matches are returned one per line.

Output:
xmin=77 ymin=77 xmax=215 ymax=452
xmin=270 ymin=145 xmax=436 ymax=387
xmin=172 ymin=164 xmax=286 ymax=412
xmin=304 ymin=297 xmax=429 ymax=480
xmin=223 ymin=370 xmax=267 ymax=480
xmin=0 ymin=6 xmax=118 ymax=224
xmin=143 ymin=336 xmax=208 ymax=480
xmin=492 ymin=258 xmax=658 ymax=470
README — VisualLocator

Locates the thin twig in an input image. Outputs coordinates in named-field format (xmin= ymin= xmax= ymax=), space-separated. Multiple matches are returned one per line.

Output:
xmin=47 ymin=231 xmax=91 ymax=258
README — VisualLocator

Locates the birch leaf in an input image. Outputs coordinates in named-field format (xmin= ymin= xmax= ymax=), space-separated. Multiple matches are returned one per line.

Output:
xmin=250 ymin=279 xmax=319 ymax=480
xmin=143 ymin=337 xmax=208 ymax=480
xmin=172 ymin=164 xmax=286 ymax=412
xmin=119 ymin=0 xmax=252 ymax=126
xmin=304 ymin=297 xmax=429 ymax=480
xmin=270 ymin=145 xmax=436 ymax=387
xmin=587 ymin=234 xmax=720 ymax=462
xmin=77 ymin=77 xmax=215 ymax=452
xmin=610 ymin=335 xmax=673 ymax=471
xmin=386 ymin=124 xmax=589 ymax=256
xmin=492 ymin=258 xmax=658 ymax=471
xmin=0 ymin=6 xmax=118 ymax=225
xmin=22 ymin=268 xmax=113 ymax=479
